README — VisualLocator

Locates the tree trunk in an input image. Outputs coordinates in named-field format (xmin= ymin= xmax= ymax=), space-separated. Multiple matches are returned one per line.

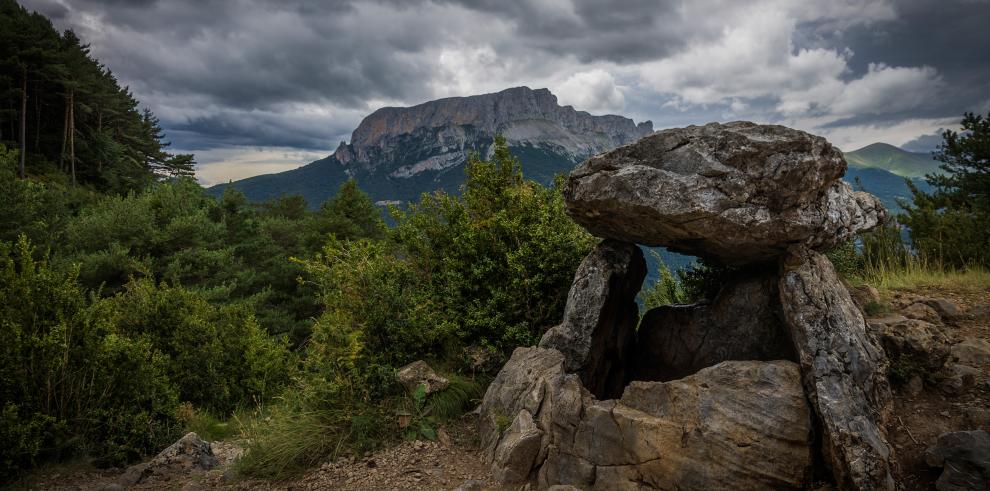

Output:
xmin=34 ymin=87 xmax=41 ymax=150
xmin=59 ymin=95 xmax=68 ymax=172
xmin=96 ymin=107 xmax=102 ymax=173
xmin=69 ymin=88 xmax=75 ymax=186
xmin=19 ymin=67 xmax=27 ymax=179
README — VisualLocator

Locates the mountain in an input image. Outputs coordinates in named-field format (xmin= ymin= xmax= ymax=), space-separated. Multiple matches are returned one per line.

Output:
xmin=209 ymin=86 xmax=653 ymax=205
xmin=211 ymin=89 xmax=930 ymax=220
xmin=843 ymin=142 xmax=942 ymax=178
xmin=845 ymin=166 xmax=929 ymax=213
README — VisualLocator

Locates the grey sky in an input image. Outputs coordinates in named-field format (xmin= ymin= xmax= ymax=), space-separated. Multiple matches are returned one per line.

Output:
xmin=23 ymin=0 xmax=990 ymax=185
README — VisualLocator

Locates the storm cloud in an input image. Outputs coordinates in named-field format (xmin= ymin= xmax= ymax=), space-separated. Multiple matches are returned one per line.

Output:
xmin=22 ymin=0 xmax=990 ymax=184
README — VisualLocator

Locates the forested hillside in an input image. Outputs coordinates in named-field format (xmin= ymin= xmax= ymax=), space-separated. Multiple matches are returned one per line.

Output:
xmin=0 ymin=0 xmax=191 ymax=191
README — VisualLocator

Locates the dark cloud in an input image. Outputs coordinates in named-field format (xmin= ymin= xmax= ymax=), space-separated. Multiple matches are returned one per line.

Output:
xmin=900 ymin=131 xmax=945 ymax=153
xmin=17 ymin=0 xmax=989 ymax=171
xmin=827 ymin=0 xmax=990 ymax=120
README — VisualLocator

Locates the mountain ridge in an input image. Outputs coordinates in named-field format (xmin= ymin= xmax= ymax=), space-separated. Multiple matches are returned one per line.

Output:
xmin=211 ymin=86 xmax=652 ymax=205
xmin=843 ymin=142 xmax=942 ymax=178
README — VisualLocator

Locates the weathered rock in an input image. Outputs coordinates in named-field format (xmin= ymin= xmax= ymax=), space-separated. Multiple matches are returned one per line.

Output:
xmin=925 ymin=430 xmax=990 ymax=491
xmin=539 ymin=240 xmax=645 ymax=399
xmin=396 ymin=360 xmax=449 ymax=395
xmin=951 ymin=338 xmax=990 ymax=367
xmin=923 ymin=298 xmax=962 ymax=321
xmin=903 ymin=302 xmax=942 ymax=324
xmin=939 ymin=363 xmax=982 ymax=396
xmin=874 ymin=317 xmax=950 ymax=370
xmin=492 ymin=409 xmax=544 ymax=484
xmin=906 ymin=375 xmax=924 ymax=397
xmin=479 ymin=349 xmax=814 ymax=490
xmin=544 ymin=361 xmax=813 ymax=490
xmin=478 ymin=347 xmax=568 ymax=462
xmin=778 ymin=247 xmax=895 ymax=490
xmin=850 ymin=284 xmax=882 ymax=312
xmin=634 ymin=271 xmax=795 ymax=381
xmin=117 ymin=432 xmax=218 ymax=487
xmin=564 ymin=122 xmax=886 ymax=265
xmin=452 ymin=479 xmax=485 ymax=491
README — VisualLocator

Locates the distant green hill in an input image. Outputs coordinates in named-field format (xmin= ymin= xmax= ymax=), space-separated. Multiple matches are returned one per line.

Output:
xmin=843 ymin=142 xmax=942 ymax=178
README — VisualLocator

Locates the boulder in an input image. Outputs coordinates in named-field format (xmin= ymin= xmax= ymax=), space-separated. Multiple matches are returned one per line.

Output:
xmin=778 ymin=247 xmax=895 ymax=491
xmin=492 ymin=409 xmax=544 ymax=484
xmin=549 ymin=360 xmax=813 ymax=490
xmin=396 ymin=360 xmax=449 ymax=395
xmin=634 ymin=271 xmax=795 ymax=381
xmin=850 ymin=284 xmax=882 ymax=312
xmin=563 ymin=122 xmax=885 ymax=265
xmin=902 ymin=302 xmax=942 ymax=324
xmin=923 ymin=298 xmax=962 ymax=321
xmin=117 ymin=432 xmax=218 ymax=486
xmin=939 ymin=363 xmax=982 ymax=396
xmin=874 ymin=317 xmax=950 ymax=371
xmin=925 ymin=430 xmax=990 ymax=491
xmin=951 ymin=338 xmax=990 ymax=367
xmin=478 ymin=347 xmax=568 ymax=462
xmin=479 ymin=349 xmax=814 ymax=490
xmin=539 ymin=240 xmax=646 ymax=398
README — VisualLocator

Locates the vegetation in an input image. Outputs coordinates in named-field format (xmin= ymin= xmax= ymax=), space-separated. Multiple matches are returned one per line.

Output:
xmin=899 ymin=112 xmax=990 ymax=269
xmin=0 ymin=0 xmax=190 ymax=191
xmin=235 ymin=136 xmax=592 ymax=479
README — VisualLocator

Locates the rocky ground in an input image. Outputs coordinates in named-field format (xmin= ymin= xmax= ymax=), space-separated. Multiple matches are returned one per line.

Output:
xmin=18 ymin=418 xmax=496 ymax=491
xmin=870 ymin=287 xmax=990 ymax=490
xmin=18 ymin=284 xmax=990 ymax=491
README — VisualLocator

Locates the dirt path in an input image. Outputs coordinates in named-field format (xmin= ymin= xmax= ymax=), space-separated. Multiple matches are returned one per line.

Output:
xmin=20 ymin=420 xmax=497 ymax=491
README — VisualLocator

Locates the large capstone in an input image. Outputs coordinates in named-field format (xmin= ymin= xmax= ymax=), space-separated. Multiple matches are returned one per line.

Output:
xmin=539 ymin=239 xmax=646 ymax=399
xmin=634 ymin=270 xmax=795 ymax=381
xmin=779 ymin=247 xmax=895 ymax=490
xmin=564 ymin=122 xmax=885 ymax=265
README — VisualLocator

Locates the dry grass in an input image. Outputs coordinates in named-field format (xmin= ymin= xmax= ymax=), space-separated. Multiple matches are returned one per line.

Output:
xmin=851 ymin=259 xmax=990 ymax=292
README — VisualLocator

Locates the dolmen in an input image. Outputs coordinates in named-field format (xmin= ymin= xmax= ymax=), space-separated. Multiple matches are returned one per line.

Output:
xmin=478 ymin=122 xmax=895 ymax=490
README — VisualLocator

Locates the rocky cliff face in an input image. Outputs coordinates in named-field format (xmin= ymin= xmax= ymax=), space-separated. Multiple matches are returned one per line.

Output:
xmin=332 ymin=87 xmax=653 ymax=178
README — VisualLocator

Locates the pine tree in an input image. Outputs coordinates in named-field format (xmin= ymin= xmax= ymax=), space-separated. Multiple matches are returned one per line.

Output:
xmin=899 ymin=112 xmax=990 ymax=267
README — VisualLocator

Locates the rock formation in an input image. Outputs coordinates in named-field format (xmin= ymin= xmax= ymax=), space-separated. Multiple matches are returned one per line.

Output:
xmin=925 ymin=430 xmax=990 ymax=491
xmin=539 ymin=240 xmax=646 ymax=399
xmin=479 ymin=122 xmax=897 ymax=490
xmin=634 ymin=271 xmax=794 ymax=381
xmin=334 ymin=86 xmax=654 ymax=176
xmin=563 ymin=122 xmax=885 ymax=265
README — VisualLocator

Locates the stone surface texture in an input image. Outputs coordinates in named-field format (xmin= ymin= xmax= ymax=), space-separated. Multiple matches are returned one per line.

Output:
xmin=925 ymin=430 xmax=990 ymax=491
xmin=334 ymin=86 xmax=653 ymax=175
xmin=539 ymin=239 xmax=646 ymax=398
xmin=117 ymin=432 xmax=218 ymax=486
xmin=396 ymin=360 xmax=450 ymax=395
xmin=564 ymin=122 xmax=885 ymax=265
xmin=778 ymin=247 xmax=895 ymax=490
xmin=479 ymin=348 xmax=813 ymax=490
xmin=634 ymin=271 xmax=795 ymax=381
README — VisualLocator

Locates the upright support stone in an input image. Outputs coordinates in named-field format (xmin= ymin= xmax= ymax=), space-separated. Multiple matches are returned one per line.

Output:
xmin=778 ymin=247 xmax=895 ymax=490
xmin=539 ymin=239 xmax=646 ymax=399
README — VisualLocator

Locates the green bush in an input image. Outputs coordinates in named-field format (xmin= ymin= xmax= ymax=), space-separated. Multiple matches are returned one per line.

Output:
xmin=93 ymin=278 xmax=292 ymax=414
xmin=0 ymin=236 xmax=180 ymax=478
xmin=639 ymin=250 xmax=688 ymax=310
xmin=237 ymin=138 xmax=591 ymax=479
xmin=391 ymin=136 xmax=595 ymax=353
